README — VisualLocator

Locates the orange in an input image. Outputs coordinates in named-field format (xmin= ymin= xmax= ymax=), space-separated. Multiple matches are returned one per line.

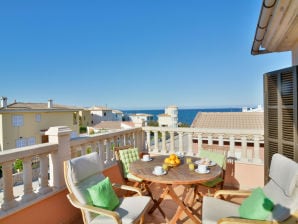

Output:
xmin=175 ymin=158 xmax=180 ymax=165
xmin=164 ymin=158 xmax=170 ymax=164
xmin=169 ymin=159 xmax=176 ymax=165
xmin=169 ymin=154 xmax=176 ymax=160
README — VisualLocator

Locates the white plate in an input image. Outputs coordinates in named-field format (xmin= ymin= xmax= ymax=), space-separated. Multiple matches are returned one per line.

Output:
xmin=152 ymin=170 xmax=167 ymax=176
xmin=195 ymin=169 xmax=210 ymax=174
xmin=194 ymin=160 xmax=216 ymax=167
xmin=141 ymin=158 xmax=153 ymax=162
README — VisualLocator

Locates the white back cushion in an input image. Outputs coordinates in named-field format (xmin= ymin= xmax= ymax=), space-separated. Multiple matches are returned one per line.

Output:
xmin=269 ymin=154 xmax=298 ymax=197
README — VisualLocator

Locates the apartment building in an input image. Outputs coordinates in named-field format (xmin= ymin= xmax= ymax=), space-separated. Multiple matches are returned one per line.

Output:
xmin=0 ymin=97 xmax=81 ymax=151
xmin=158 ymin=105 xmax=178 ymax=128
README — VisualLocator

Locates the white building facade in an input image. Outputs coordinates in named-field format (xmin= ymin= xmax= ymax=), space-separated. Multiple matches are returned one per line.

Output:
xmin=158 ymin=105 xmax=178 ymax=128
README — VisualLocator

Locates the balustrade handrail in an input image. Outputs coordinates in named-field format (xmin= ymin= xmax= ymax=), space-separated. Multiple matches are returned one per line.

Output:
xmin=142 ymin=126 xmax=264 ymax=136
xmin=0 ymin=142 xmax=58 ymax=163
xmin=0 ymin=125 xmax=264 ymax=217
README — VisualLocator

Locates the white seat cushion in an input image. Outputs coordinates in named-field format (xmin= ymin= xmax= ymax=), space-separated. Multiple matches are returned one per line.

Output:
xmin=90 ymin=196 xmax=151 ymax=224
xmin=202 ymin=196 xmax=240 ymax=224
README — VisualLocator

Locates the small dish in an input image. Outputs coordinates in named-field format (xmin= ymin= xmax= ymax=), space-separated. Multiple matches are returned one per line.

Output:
xmin=141 ymin=158 xmax=153 ymax=162
xmin=194 ymin=160 xmax=216 ymax=167
xmin=195 ymin=169 xmax=210 ymax=174
xmin=152 ymin=170 xmax=167 ymax=176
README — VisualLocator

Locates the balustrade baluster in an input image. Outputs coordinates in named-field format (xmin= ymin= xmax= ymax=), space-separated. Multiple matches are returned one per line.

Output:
xmin=38 ymin=154 xmax=52 ymax=195
xmin=21 ymin=157 xmax=37 ymax=202
xmin=1 ymin=161 xmax=18 ymax=210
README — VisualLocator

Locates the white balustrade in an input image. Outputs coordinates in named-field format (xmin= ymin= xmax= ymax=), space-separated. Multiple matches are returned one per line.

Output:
xmin=0 ymin=125 xmax=263 ymax=215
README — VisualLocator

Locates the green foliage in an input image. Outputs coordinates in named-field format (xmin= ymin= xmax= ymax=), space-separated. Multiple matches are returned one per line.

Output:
xmin=14 ymin=159 xmax=23 ymax=172
xmin=178 ymin=122 xmax=190 ymax=127
xmin=80 ymin=126 xmax=87 ymax=133
xmin=147 ymin=120 xmax=159 ymax=127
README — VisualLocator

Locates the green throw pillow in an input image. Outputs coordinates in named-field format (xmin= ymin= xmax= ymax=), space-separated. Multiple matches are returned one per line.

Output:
xmin=239 ymin=187 xmax=274 ymax=220
xmin=87 ymin=177 xmax=120 ymax=210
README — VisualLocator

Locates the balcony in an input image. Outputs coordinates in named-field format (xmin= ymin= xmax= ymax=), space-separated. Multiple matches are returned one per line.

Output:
xmin=0 ymin=125 xmax=264 ymax=223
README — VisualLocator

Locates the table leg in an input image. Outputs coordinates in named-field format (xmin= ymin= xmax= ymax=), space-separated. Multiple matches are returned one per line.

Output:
xmin=145 ymin=182 xmax=166 ymax=218
xmin=167 ymin=185 xmax=201 ymax=224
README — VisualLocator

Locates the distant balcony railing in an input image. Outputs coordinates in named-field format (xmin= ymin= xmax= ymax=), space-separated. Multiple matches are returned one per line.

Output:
xmin=0 ymin=125 xmax=264 ymax=218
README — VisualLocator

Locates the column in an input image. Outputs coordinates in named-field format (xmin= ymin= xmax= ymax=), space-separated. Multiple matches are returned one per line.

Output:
xmin=46 ymin=126 xmax=72 ymax=190
xmin=154 ymin=131 xmax=159 ymax=152
xmin=146 ymin=131 xmax=151 ymax=152
xmin=187 ymin=132 xmax=193 ymax=156
xmin=240 ymin=135 xmax=248 ymax=162
xmin=38 ymin=154 xmax=52 ymax=194
xmin=161 ymin=131 xmax=166 ymax=153
xmin=178 ymin=132 xmax=183 ymax=154
xmin=229 ymin=135 xmax=235 ymax=158
xmin=253 ymin=135 xmax=262 ymax=164
xmin=1 ymin=161 xmax=18 ymax=210
xmin=21 ymin=157 xmax=37 ymax=202
xmin=197 ymin=133 xmax=202 ymax=152
xmin=218 ymin=134 xmax=224 ymax=146
xmin=207 ymin=135 xmax=212 ymax=145
xmin=169 ymin=131 xmax=175 ymax=153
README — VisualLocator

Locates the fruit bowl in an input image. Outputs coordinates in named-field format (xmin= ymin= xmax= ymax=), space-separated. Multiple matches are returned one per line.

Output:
xmin=164 ymin=154 xmax=181 ymax=167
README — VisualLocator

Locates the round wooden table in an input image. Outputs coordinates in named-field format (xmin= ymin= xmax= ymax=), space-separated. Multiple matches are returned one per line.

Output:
xmin=129 ymin=155 xmax=222 ymax=224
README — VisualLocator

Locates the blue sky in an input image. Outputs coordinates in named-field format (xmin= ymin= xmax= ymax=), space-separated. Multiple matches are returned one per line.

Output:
xmin=0 ymin=1 xmax=291 ymax=109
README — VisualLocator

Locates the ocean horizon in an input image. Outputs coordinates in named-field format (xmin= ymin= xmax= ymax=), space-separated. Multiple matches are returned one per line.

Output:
xmin=123 ymin=107 xmax=242 ymax=125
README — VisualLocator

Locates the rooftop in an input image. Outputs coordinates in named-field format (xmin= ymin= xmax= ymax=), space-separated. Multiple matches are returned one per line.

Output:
xmin=191 ymin=112 xmax=264 ymax=130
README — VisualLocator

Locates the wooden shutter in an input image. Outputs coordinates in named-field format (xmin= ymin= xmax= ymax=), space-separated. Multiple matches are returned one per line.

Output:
xmin=264 ymin=66 xmax=298 ymax=181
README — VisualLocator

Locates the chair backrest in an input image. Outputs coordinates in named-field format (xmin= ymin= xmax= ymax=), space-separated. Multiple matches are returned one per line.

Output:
xmin=263 ymin=154 xmax=298 ymax=221
xmin=199 ymin=148 xmax=227 ymax=170
xmin=64 ymin=152 xmax=105 ymax=223
xmin=118 ymin=148 xmax=140 ymax=178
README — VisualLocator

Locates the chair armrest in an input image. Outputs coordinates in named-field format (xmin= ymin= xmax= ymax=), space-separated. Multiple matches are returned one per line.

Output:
xmin=67 ymin=193 xmax=121 ymax=224
xmin=112 ymin=183 xmax=143 ymax=195
xmin=218 ymin=217 xmax=273 ymax=224
xmin=214 ymin=190 xmax=252 ymax=198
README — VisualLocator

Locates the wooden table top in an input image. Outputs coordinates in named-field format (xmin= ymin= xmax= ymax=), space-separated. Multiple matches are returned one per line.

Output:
xmin=129 ymin=155 xmax=222 ymax=185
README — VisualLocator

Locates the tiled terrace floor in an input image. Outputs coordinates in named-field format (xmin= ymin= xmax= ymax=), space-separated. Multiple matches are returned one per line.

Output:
xmin=73 ymin=183 xmax=243 ymax=224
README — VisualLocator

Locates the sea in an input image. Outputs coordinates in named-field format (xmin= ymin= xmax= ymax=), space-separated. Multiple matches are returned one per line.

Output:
xmin=123 ymin=108 xmax=242 ymax=126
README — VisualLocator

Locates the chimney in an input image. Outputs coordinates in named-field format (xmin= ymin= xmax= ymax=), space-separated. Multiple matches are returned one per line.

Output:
xmin=0 ymin=97 xmax=7 ymax=108
xmin=48 ymin=99 xmax=53 ymax=109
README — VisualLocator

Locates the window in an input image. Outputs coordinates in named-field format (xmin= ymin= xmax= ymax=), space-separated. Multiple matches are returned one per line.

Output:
xmin=12 ymin=115 xmax=24 ymax=127
xmin=16 ymin=138 xmax=26 ymax=148
xmin=35 ymin=114 xmax=41 ymax=122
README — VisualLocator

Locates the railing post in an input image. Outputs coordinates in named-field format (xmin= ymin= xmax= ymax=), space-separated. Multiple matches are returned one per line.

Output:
xmin=178 ymin=132 xmax=183 ymax=154
xmin=169 ymin=131 xmax=175 ymax=154
xmin=240 ymin=135 xmax=248 ymax=162
xmin=187 ymin=132 xmax=193 ymax=156
xmin=38 ymin=153 xmax=52 ymax=194
xmin=253 ymin=135 xmax=262 ymax=164
xmin=218 ymin=134 xmax=224 ymax=146
xmin=146 ymin=131 xmax=151 ymax=152
xmin=161 ymin=131 xmax=166 ymax=153
xmin=154 ymin=131 xmax=159 ymax=152
xmin=46 ymin=126 xmax=72 ymax=190
xmin=208 ymin=135 xmax=212 ymax=145
xmin=21 ymin=157 xmax=37 ymax=202
xmin=197 ymin=133 xmax=202 ymax=151
xmin=229 ymin=135 xmax=235 ymax=158
xmin=1 ymin=161 xmax=18 ymax=210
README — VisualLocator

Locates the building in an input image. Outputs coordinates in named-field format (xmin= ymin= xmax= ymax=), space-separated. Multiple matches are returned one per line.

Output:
xmin=128 ymin=113 xmax=154 ymax=127
xmin=0 ymin=97 xmax=81 ymax=151
xmin=251 ymin=0 xmax=298 ymax=174
xmin=158 ymin=105 xmax=178 ymax=128
xmin=191 ymin=112 xmax=264 ymax=161
xmin=78 ymin=108 xmax=92 ymax=127
xmin=112 ymin=109 xmax=124 ymax=121
xmin=89 ymin=106 xmax=114 ymax=125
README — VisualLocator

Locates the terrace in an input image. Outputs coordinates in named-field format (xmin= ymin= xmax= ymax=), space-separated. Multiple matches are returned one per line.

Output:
xmin=1 ymin=0 xmax=298 ymax=223
xmin=0 ymin=125 xmax=264 ymax=223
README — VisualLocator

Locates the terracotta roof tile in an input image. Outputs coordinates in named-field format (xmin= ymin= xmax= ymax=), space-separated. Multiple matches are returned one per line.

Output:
xmin=191 ymin=112 xmax=263 ymax=130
